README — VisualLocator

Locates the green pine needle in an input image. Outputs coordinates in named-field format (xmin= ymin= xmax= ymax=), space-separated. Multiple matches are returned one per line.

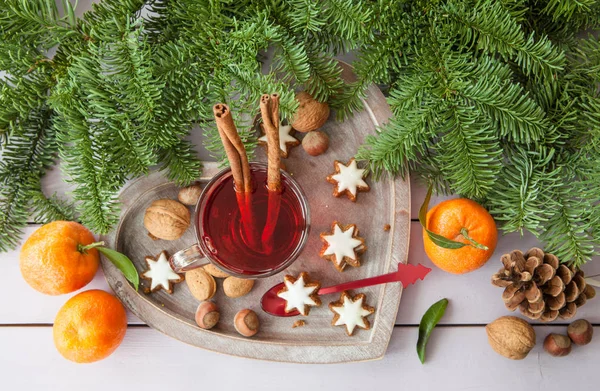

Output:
xmin=1 ymin=0 xmax=600 ymax=267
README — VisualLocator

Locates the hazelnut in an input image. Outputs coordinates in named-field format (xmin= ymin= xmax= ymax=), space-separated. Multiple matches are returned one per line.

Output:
xmin=234 ymin=309 xmax=259 ymax=337
xmin=485 ymin=316 xmax=536 ymax=360
xmin=302 ymin=131 xmax=329 ymax=156
xmin=195 ymin=301 xmax=220 ymax=330
xmin=144 ymin=199 xmax=190 ymax=240
xmin=291 ymin=91 xmax=330 ymax=132
xmin=543 ymin=333 xmax=572 ymax=357
xmin=178 ymin=182 xmax=202 ymax=206
xmin=567 ymin=319 xmax=593 ymax=345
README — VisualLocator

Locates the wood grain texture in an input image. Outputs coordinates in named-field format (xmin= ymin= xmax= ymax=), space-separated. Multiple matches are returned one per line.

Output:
xmin=1 ymin=1 xmax=598 ymax=385
xmin=1 ymin=325 xmax=598 ymax=390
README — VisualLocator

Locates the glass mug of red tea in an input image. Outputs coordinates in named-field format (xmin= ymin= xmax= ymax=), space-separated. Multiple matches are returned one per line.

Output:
xmin=169 ymin=162 xmax=310 ymax=277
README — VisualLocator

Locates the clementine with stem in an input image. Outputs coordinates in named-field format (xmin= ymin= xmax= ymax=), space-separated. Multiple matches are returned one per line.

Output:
xmin=20 ymin=221 xmax=99 ymax=295
xmin=423 ymin=198 xmax=498 ymax=274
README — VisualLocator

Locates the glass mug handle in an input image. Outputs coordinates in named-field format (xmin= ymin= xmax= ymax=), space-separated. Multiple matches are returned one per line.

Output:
xmin=169 ymin=244 xmax=209 ymax=273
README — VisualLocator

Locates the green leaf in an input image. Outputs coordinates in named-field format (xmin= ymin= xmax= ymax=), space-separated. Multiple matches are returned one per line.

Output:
xmin=96 ymin=247 xmax=140 ymax=291
xmin=417 ymin=298 xmax=449 ymax=364
xmin=419 ymin=185 xmax=468 ymax=249
xmin=459 ymin=228 xmax=490 ymax=251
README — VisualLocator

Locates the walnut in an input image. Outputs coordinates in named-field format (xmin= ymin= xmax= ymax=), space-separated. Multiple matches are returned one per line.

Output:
xmin=143 ymin=199 xmax=190 ymax=240
xmin=486 ymin=316 xmax=536 ymax=360
xmin=291 ymin=92 xmax=330 ymax=132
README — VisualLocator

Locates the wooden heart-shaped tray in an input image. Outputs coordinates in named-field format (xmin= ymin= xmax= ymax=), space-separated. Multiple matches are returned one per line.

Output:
xmin=100 ymin=63 xmax=410 ymax=363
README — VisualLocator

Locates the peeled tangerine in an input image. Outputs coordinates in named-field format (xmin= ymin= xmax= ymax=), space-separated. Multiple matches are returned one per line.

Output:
xmin=486 ymin=316 xmax=536 ymax=360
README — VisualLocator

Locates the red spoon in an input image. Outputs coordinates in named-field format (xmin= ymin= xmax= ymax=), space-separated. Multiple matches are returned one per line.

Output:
xmin=261 ymin=263 xmax=431 ymax=316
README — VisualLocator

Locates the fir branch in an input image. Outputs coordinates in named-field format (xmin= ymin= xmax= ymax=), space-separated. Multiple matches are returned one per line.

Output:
xmin=157 ymin=138 xmax=203 ymax=186
xmin=540 ymin=0 xmax=596 ymax=21
xmin=433 ymin=103 xmax=503 ymax=199
xmin=335 ymin=41 xmax=395 ymax=119
xmin=0 ymin=107 xmax=55 ymax=251
xmin=459 ymin=75 xmax=551 ymax=143
xmin=320 ymin=0 xmax=372 ymax=42
xmin=0 ymin=0 xmax=77 ymax=48
xmin=446 ymin=0 xmax=565 ymax=78
xmin=51 ymin=71 xmax=125 ymax=234
xmin=303 ymin=49 xmax=344 ymax=102
xmin=29 ymin=188 xmax=77 ymax=224
xmin=281 ymin=0 xmax=327 ymax=34
xmin=272 ymin=33 xmax=311 ymax=85
xmin=357 ymin=97 xmax=445 ymax=179
xmin=487 ymin=148 xmax=560 ymax=235
xmin=540 ymin=182 xmax=598 ymax=268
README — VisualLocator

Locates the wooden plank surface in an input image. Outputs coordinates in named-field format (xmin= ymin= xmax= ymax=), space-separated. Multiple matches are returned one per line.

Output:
xmin=1 ymin=325 xmax=597 ymax=391
xmin=2 ymin=0 xmax=599 ymax=386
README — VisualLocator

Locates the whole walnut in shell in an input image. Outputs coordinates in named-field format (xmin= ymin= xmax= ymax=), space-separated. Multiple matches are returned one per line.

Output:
xmin=291 ymin=91 xmax=330 ymax=132
xmin=144 ymin=199 xmax=190 ymax=240
xmin=486 ymin=316 xmax=536 ymax=360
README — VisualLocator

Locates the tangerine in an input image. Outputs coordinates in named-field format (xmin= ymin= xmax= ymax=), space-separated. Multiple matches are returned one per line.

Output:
xmin=53 ymin=289 xmax=127 ymax=363
xmin=20 ymin=221 xmax=99 ymax=295
xmin=423 ymin=198 xmax=497 ymax=274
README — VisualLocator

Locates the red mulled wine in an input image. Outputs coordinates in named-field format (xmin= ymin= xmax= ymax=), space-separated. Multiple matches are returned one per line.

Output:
xmin=198 ymin=165 xmax=307 ymax=276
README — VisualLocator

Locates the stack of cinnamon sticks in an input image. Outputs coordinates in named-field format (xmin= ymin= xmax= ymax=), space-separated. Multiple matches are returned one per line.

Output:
xmin=212 ymin=94 xmax=283 ymax=253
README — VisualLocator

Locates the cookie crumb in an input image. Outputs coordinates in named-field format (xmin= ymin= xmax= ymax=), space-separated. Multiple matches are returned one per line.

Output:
xmin=292 ymin=320 xmax=306 ymax=328
xmin=383 ymin=224 xmax=391 ymax=232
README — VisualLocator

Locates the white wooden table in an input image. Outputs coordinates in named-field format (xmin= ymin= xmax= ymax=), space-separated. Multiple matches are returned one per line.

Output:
xmin=1 ymin=2 xmax=598 ymax=388
xmin=3 ymin=161 xmax=599 ymax=390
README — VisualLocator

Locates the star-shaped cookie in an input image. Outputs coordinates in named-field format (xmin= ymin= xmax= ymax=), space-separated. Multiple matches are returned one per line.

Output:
xmin=277 ymin=272 xmax=321 ymax=316
xmin=258 ymin=122 xmax=300 ymax=158
xmin=141 ymin=251 xmax=184 ymax=294
xmin=326 ymin=158 xmax=370 ymax=202
xmin=320 ymin=221 xmax=366 ymax=272
xmin=329 ymin=291 xmax=375 ymax=336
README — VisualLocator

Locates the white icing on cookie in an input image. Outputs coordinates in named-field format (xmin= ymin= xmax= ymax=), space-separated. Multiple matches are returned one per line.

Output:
xmin=277 ymin=275 xmax=319 ymax=315
xmin=331 ymin=160 xmax=368 ymax=196
xmin=258 ymin=123 xmax=297 ymax=155
xmin=331 ymin=295 xmax=372 ymax=334
xmin=322 ymin=224 xmax=363 ymax=265
xmin=142 ymin=252 xmax=182 ymax=291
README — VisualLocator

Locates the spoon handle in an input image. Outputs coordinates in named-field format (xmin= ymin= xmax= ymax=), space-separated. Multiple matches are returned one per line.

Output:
xmin=318 ymin=263 xmax=431 ymax=295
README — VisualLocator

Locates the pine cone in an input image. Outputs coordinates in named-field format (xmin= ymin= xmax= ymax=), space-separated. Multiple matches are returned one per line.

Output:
xmin=491 ymin=248 xmax=595 ymax=322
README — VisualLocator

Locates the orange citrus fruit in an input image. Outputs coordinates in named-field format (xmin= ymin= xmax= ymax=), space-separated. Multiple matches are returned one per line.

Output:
xmin=20 ymin=221 xmax=99 ymax=295
xmin=53 ymin=289 xmax=127 ymax=363
xmin=423 ymin=198 xmax=498 ymax=274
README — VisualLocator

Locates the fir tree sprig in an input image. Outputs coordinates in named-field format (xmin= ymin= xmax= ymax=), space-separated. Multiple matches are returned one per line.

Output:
xmin=356 ymin=0 xmax=600 ymax=267
xmin=0 ymin=0 xmax=366 ymax=248
xmin=1 ymin=0 xmax=599 ymax=269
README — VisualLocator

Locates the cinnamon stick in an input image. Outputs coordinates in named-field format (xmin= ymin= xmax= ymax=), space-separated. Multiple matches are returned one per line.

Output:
xmin=213 ymin=104 xmax=253 ymax=193
xmin=214 ymin=105 xmax=244 ymax=192
xmin=270 ymin=93 xmax=280 ymax=132
xmin=213 ymin=104 xmax=257 ymax=249
xmin=260 ymin=94 xmax=281 ymax=192
xmin=260 ymin=94 xmax=283 ymax=252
